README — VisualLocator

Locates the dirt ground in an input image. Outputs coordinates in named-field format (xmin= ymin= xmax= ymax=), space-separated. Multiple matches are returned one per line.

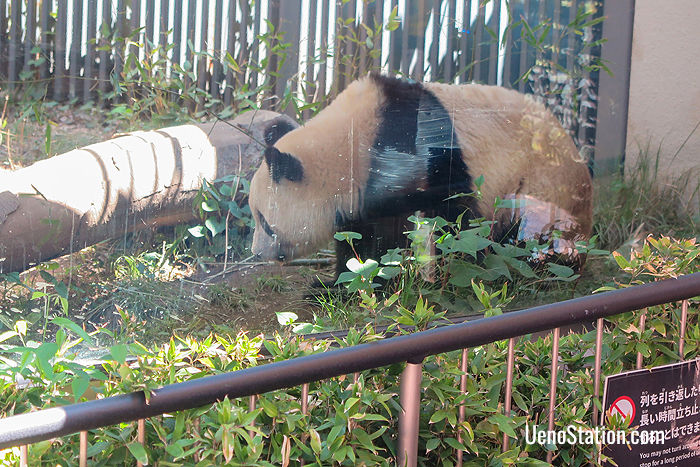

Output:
xmin=0 ymin=106 xmax=334 ymax=342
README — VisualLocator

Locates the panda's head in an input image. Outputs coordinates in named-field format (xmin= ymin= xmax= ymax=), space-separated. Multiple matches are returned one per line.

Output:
xmin=249 ymin=117 xmax=339 ymax=262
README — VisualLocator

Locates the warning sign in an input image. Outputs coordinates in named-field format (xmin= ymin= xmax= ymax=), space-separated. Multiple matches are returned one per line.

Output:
xmin=602 ymin=359 xmax=700 ymax=467
xmin=609 ymin=395 xmax=636 ymax=426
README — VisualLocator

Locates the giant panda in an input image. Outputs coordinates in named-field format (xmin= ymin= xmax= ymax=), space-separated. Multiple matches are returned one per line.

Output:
xmin=248 ymin=73 xmax=593 ymax=273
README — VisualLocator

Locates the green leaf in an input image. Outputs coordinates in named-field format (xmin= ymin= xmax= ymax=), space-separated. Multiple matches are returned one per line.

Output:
xmin=333 ymin=231 xmax=362 ymax=242
xmin=276 ymin=311 xmax=298 ymax=326
xmin=346 ymin=258 xmax=376 ymax=274
xmin=426 ymin=437 xmax=440 ymax=452
xmin=187 ymin=225 xmax=207 ymax=238
xmin=309 ymin=428 xmax=322 ymax=454
xmin=205 ymin=218 xmax=226 ymax=236
xmin=109 ymin=343 xmax=128 ymax=364
xmin=71 ymin=372 xmax=91 ymax=401
xmin=126 ymin=442 xmax=148 ymax=465
xmin=547 ymin=263 xmax=575 ymax=278
xmin=51 ymin=317 xmax=93 ymax=344
xmin=488 ymin=413 xmax=518 ymax=438
xmin=201 ymin=198 xmax=219 ymax=212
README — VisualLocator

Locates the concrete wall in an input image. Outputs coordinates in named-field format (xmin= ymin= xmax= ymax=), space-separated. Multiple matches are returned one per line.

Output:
xmin=625 ymin=0 xmax=700 ymax=195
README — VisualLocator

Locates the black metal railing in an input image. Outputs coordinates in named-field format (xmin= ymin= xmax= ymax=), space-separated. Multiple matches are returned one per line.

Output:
xmin=0 ymin=272 xmax=698 ymax=466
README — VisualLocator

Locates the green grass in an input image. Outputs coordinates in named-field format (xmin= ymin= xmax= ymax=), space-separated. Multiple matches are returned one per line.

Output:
xmin=593 ymin=144 xmax=699 ymax=253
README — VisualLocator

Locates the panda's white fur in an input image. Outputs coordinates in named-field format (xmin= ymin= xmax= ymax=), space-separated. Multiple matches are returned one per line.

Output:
xmin=248 ymin=74 xmax=592 ymax=263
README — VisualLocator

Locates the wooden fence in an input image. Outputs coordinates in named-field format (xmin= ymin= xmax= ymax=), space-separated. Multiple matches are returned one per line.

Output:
xmin=0 ymin=0 xmax=603 ymax=155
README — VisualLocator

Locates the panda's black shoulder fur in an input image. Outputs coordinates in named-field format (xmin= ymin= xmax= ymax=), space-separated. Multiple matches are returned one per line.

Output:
xmin=369 ymin=73 xmax=424 ymax=103
xmin=361 ymin=73 xmax=473 ymax=221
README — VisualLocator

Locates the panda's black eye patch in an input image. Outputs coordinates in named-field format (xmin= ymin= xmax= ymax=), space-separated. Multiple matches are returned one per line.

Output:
xmin=264 ymin=147 xmax=304 ymax=183
xmin=256 ymin=210 xmax=276 ymax=238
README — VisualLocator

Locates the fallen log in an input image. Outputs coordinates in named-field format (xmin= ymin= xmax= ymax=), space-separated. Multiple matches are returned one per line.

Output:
xmin=0 ymin=111 xmax=297 ymax=273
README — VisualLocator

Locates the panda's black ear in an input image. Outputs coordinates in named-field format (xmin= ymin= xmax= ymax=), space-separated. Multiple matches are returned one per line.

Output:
xmin=264 ymin=118 xmax=297 ymax=146
xmin=264 ymin=147 xmax=304 ymax=183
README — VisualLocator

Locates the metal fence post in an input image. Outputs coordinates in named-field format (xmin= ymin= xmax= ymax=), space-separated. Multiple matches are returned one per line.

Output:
xmin=456 ymin=348 xmax=468 ymax=466
xmin=19 ymin=444 xmax=27 ymax=466
xmin=593 ymin=318 xmax=604 ymax=426
xmin=679 ymin=300 xmax=689 ymax=358
xmin=79 ymin=430 xmax=88 ymax=466
xmin=397 ymin=359 xmax=424 ymax=467
xmin=546 ymin=327 xmax=560 ymax=464
xmin=502 ymin=338 xmax=516 ymax=451
xmin=636 ymin=309 xmax=647 ymax=369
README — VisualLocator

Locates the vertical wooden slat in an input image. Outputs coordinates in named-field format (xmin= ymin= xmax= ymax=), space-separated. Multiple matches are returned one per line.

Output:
xmin=372 ymin=0 xmax=384 ymax=71
xmin=472 ymin=0 xmax=484 ymax=82
xmin=250 ymin=0 xmax=262 ymax=90
xmin=0 ymin=1 xmax=6 ymax=79
xmin=346 ymin=0 xmax=357 ymax=82
xmin=487 ymin=0 xmax=500 ymax=85
xmin=196 ymin=0 xmax=210 ymax=107
xmin=144 ymin=0 xmax=154 ymax=51
xmin=517 ymin=0 xmax=530 ymax=92
xmin=185 ymin=0 xmax=197 ymax=65
xmin=443 ymin=0 xmax=456 ymax=82
xmin=159 ymin=0 xmax=169 ymax=49
xmin=39 ymin=0 xmax=50 ymax=80
xmin=238 ymin=0 xmax=250 ymax=88
xmin=387 ymin=0 xmax=398 ymax=72
xmin=414 ymin=0 xmax=426 ymax=81
xmin=535 ymin=0 xmax=545 ymax=66
xmin=210 ymin=0 xmax=223 ymax=99
xmin=357 ymin=0 xmax=369 ymax=76
xmin=114 ymin=0 xmax=126 ymax=102
xmin=502 ymin=0 xmax=514 ymax=87
xmin=553 ymin=0 xmax=562 ymax=66
xmin=84 ymin=0 xmax=98 ymax=102
xmin=303 ymin=0 xmax=318 ymax=118
xmin=566 ymin=0 xmax=576 ymax=72
xmin=331 ymin=0 xmax=342 ymax=97
xmin=54 ymin=0 xmax=68 ymax=100
xmin=172 ymin=0 xmax=182 ymax=68
xmin=399 ymin=0 xmax=410 ymax=76
xmin=98 ymin=0 xmax=111 ymax=101
xmin=223 ymin=0 xmax=237 ymax=106
xmin=276 ymin=0 xmax=301 ymax=106
xmin=264 ymin=0 xmax=280 ymax=108
xmin=429 ymin=0 xmax=439 ymax=79
xmin=458 ymin=0 xmax=470 ymax=83
xmin=316 ymin=0 xmax=329 ymax=99
xmin=158 ymin=0 xmax=169 ymax=81
xmin=185 ymin=0 xmax=196 ymax=109
xmin=69 ymin=0 xmax=84 ymax=98
xmin=22 ymin=0 xmax=35 ymax=76
xmin=333 ymin=0 xmax=355 ymax=89
xmin=129 ymin=0 xmax=141 ymax=59
xmin=8 ymin=0 xmax=21 ymax=90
